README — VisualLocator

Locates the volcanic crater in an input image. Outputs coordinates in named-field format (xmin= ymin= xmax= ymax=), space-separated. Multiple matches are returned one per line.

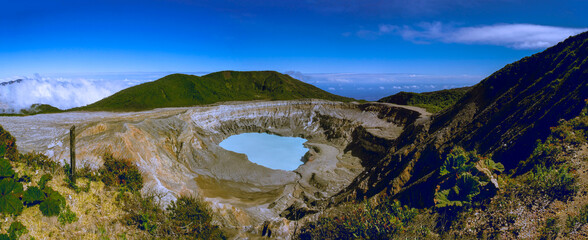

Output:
xmin=0 ymin=99 xmax=428 ymax=237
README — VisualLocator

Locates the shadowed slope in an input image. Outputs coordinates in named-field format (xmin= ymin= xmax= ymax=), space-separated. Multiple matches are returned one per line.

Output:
xmin=336 ymin=31 xmax=588 ymax=207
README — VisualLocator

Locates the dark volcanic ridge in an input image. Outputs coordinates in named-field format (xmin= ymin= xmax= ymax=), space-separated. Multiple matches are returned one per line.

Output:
xmin=334 ymin=31 xmax=588 ymax=207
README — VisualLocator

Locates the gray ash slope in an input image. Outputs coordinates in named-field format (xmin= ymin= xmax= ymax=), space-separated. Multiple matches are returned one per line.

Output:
xmin=0 ymin=100 xmax=428 ymax=237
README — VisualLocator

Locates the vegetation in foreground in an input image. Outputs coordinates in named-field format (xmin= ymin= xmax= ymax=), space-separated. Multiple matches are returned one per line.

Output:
xmin=296 ymin=101 xmax=588 ymax=239
xmin=0 ymin=125 xmax=226 ymax=239
xmin=378 ymin=87 xmax=471 ymax=113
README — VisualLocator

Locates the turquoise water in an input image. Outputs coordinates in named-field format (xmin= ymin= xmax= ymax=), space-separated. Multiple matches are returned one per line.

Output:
xmin=219 ymin=133 xmax=308 ymax=171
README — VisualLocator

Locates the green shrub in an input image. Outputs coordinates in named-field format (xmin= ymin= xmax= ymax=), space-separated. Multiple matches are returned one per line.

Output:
xmin=64 ymin=174 xmax=90 ymax=193
xmin=0 ymin=125 xmax=18 ymax=161
xmin=99 ymin=154 xmax=143 ymax=192
xmin=0 ymin=158 xmax=15 ymax=179
xmin=0 ymin=222 xmax=28 ymax=240
xmin=298 ymin=199 xmax=418 ymax=240
xmin=167 ymin=195 xmax=225 ymax=239
xmin=484 ymin=157 xmax=505 ymax=173
xmin=8 ymin=221 xmax=27 ymax=240
xmin=523 ymin=165 xmax=576 ymax=201
xmin=530 ymin=138 xmax=564 ymax=167
xmin=539 ymin=217 xmax=559 ymax=240
xmin=76 ymin=164 xmax=100 ymax=181
xmin=120 ymin=192 xmax=166 ymax=235
xmin=58 ymin=207 xmax=78 ymax=225
xmin=566 ymin=204 xmax=588 ymax=231
xmin=0 ymin=178 xmax=24 ymax=215
xmin=18 ymin=152 xmax=58 ymax=172
xmin=435 ymin=173 xmax=481 ymax=208
xmin=23 ymin=186 xmax=45 ymax=206
xmin=38 ymin=174 xmax=53 ymax=190
xmin=440 ymin=147 xmax=475 ymax=177
xmin=17 ymin=174 xmax=31 ymax=183
xmin=522 ymin=103 xmax=588 ymax=170
xmin=167 ymin=196 xmax=212 ymax=226
xmin=39 ymin=187 xmax=65 ymax=217
xmin=120 ymin=192 xmax=226 ymax=239
xmin=435 ymin=147 xmax=501 ymax=210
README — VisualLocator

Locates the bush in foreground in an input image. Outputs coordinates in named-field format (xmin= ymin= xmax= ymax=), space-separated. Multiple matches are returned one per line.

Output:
xmin=167 ymin=196 xmax=225 ymax=239
xmin=523 ymin=164 xmax=576 ymax=201
xmin=99 ymin=154 xmax=143 ymax=192
xmin=298 ymin=199 xmax=423 ymax=240
xmin=121 ymin=192 xmax=226 ymax=239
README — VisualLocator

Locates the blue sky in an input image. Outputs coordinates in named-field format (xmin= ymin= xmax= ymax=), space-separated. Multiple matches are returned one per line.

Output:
xmin=2 ymin=0 xmax=586 ymax=75
xmin=0 ymin=0 xmax=587 ymax=104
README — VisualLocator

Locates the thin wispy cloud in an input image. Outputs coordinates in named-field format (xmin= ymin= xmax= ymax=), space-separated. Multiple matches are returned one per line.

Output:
xmin=378 ymin=22 xmax=588 ymax=49
xmin=285 ymin=72 xmax=480 ymax=100
xmin=291 ymin=72 xmax=481 ymax=84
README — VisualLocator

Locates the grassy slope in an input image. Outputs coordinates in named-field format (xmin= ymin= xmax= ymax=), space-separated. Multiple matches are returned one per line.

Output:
xmin=20 ymin=104 xmax=63 ymax=115
xmin=76 ymin=71 xmax=352 ymax=111
xmin=0 ymin=104 xmax=64 ymax=116
xmin=378 ymin=87 xmax=472 ymax=113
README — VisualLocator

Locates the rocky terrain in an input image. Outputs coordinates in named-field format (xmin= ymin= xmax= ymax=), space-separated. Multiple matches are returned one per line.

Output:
xmin=0 ymin=99 xmax=428 ymax=237
xmin=1 ymin=31 xmax=584 ymax=240
xmin=335 ymin=31 xmax=588 ymax=207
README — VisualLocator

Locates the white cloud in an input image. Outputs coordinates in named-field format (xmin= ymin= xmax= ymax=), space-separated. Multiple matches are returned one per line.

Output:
xmin=379 ymin=22 xmax=588 ymax=49
xmin=0 ymin=74 xmax=146 ymax=112
xmin=303 ymin=73 xmax=481 ymax=84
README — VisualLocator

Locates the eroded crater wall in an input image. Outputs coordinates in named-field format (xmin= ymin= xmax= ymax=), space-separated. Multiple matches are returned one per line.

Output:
xmin=0 ymin=100 xmax=426 ymax=237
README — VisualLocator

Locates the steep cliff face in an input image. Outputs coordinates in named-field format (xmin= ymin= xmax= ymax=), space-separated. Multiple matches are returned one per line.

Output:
xmin=335 ymin=31 xmax=588 ymax=207
xmin=0 ymin=99 xmax=427 ymax=237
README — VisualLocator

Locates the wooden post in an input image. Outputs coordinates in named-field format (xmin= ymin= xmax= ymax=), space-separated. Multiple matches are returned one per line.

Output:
xmin=70 ymin=125 xmax=76 ymax=181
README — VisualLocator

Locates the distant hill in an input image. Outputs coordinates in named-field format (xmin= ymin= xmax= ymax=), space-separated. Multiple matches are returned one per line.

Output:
xmin=378 ymin=87 xmax=472 ymax=113
xmin=20 ymin=104 xmax=63 ymax=115
xmin=0 ymin=79 xmax=23 ymax=86
xmin=75 ymin=71 xmax=352 ymax=111
xmin=0 ymin=104 xmax=63 ymax=116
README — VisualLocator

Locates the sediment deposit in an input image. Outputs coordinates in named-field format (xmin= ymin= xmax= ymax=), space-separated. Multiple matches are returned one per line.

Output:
xmin=0 ymin=99 xmax=428 ymax=238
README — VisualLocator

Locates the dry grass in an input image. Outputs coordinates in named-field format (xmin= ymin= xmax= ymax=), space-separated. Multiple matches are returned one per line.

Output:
xmin=452 ymin=143 xmax=588 ymax=239
xmin=6 ymin=164 xmax=150 ymax=240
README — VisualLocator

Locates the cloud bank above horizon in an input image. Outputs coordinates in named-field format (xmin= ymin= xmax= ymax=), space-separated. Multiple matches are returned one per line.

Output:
xmin=0 ymin=75 xmax=128 ymax=112
xmin=377 ymin=23 xmax=587 ymax=49
xmin=286 ymin=71 xmax=480 ymax=100
xmin=0 ymin=73 xmax=180 ymax=112
xmin=0 ymin=71 xmax=481 ymax=112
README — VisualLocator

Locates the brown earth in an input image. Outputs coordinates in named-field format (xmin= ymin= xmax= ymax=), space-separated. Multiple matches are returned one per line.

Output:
xmin=0 ymin=99 xmax=428 ymax=238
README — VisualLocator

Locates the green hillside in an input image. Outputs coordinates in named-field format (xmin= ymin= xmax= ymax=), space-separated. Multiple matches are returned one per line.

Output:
xmin=75 ymin=71 xmax=352 ymax=111
xmin=20 ymin=104 xmax=63 ymax=115
xmin=0 ymin=104 xmax=63 ymax=116
xmin=378 ymin=87 xmax=472 ymax=113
